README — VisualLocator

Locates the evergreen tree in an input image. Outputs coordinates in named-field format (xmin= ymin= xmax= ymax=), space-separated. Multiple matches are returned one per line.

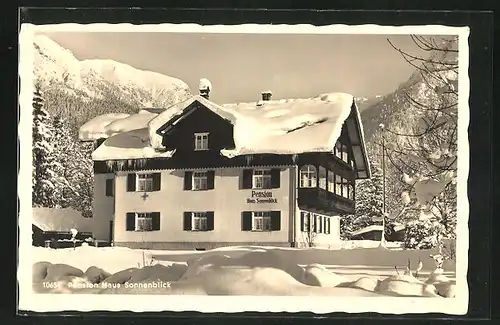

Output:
xmin=354 ymin=161 xmax=384 ymax=227
xmin=32 ymin=84 xmax=59 ymax=207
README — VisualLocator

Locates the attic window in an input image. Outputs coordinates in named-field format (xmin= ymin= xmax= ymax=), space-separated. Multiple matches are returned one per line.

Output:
xmin=194 ymin=132 xmax=209 ymax=151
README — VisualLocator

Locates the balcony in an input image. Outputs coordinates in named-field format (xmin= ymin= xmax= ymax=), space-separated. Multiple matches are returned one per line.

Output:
xmin=298 ymin=187 xmax=355 ymax=215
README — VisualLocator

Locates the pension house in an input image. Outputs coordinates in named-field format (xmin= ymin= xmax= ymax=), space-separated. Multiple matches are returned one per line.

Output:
xmin=79 ymin=84 xmax=371 ymax=250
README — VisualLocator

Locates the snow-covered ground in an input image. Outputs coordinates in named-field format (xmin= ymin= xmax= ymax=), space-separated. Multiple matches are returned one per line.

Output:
xmin=27 ymin=243 xmax=456 ymax=298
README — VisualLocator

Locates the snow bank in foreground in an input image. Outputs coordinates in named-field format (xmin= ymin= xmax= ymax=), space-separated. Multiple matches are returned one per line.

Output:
xmin=30 ymin=246 xmax=456 ymax=297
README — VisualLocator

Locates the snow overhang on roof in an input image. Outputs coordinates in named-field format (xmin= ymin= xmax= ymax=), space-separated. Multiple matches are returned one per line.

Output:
xmin=32 ymin=207 xmax=93 ymax=233
xmin=351 ymin=225 xmax=383 ymax=236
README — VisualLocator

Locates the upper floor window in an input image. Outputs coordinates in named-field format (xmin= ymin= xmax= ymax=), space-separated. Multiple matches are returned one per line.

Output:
xmin=300 ymin=165 xmax=317 ymax=188
xmin=194 ymin=132 xmax=209 ymax=151
xmin=327 ymin=171 xmax=335 ymax=193
xmin=127 ymin=173 xmax=161 ymax=192
xmin=242 ymin=169 xmax=280 ymax=189
xmin=137 ymin=174 xmax=154 ymax=192
xmin=334 ymin=141 xmax=350 ymax=164
xmin=253 ymin=169 xmax=272 ymax=189
xmin=319 ymin=166 xmax=327 ymax=190
xmin=184 ymin=170 xmax=215 ymax=191
xmin=126 ymin=212 xmax=160 ymax=232
xmin=193 ymin=171 xmax=208 ymax=190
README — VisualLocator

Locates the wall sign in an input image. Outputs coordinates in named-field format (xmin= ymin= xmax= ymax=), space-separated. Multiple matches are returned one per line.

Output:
xmin=246 ymin=190 xmax=278 ymax=204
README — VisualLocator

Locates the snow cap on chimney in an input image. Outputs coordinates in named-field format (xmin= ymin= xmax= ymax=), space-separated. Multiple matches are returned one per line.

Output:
xmin=199 ymin=78 xmax=212 ymax=99
xmin=261 ymin=90 xmax=272 ymax=101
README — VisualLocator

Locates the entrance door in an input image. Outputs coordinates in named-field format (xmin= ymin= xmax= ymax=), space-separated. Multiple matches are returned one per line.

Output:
xmin=109 ymin=220 xmax=114 ymax=245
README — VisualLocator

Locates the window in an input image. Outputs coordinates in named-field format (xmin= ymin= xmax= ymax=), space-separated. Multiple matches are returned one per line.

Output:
xmin=105 ymin=178 xmax=114 ymax=197
xmin=192 ymin=212 xmax=208 ymax=231
xmin=126 ymin=212 xmax=160 ymax=232
xmin=192 ymin=171 xmax=208 ymax=190
xmin=317 ymin=215 xmax=323 ymax=233
xmin=341 ymin=144 xmax=349 ymax=163
xmin=342 ymin=178 xmax=349 ymax=199
xmin=349 ymin=181 xmax=355 ymax=200
xmin=300 ymin=165 xmax=317 ymax=188
xmin=127 ymin=173 xmax=160 ymax=192
xmin=194 ymin=132 xmax=209 ymax=150
xmin=183 ymin=211 xmax=214 ymax=231
xmin=327 ymin=171 xmax=335 ymax=193
xmin=137 ymin=174 xmax=154 ymax=192
xmin=335 ymin=174 xmax=342 ymax=195
xmin=334 ymin=142 xmax=342 ymax=159
xmin=252 ymin=211 xmax=272 ymax=231
xmin=242 ymin=211 xmax=281 ymax=231
xmin=334 ymin=141 xmax=349 ymax=164
xmin=253 ymin=169 xmax=272 ymax=189
xmin=319 ymin=166 xmax=327 ymax=190
xmin=184 ymin=171 xmax=214 ymax=191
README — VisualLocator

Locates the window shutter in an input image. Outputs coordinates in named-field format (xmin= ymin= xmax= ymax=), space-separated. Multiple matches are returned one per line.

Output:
xmin=152 ymin=173 xmax=161 ymax=191
xmin=271 ymin=168 xmax=281 ymax=188
xmin=327 ymin=218 xmax=331 ymax=234
xmin=241 ymin=211 xmax=252 ymax=231
xmin=183 ymin=212 xmax=192 ymax=231
xmin=127 ymin=174 xmax=136 ymax=192
xmin=207 ymin=212 xmax=214 ymax=231
xmin=300 ymin=212 xmax=306 ymax=232
xmin=312 ymin=215 xmax=317 ymax=233
xmin=271 ymin=211 xmax=281 ymax=231
xmin=126 ymin=213 xmax=135 ymax=231
xmin=207 ymin=170 xmax=215 ymax=190
xmin=242 ymin=169 xmax=253 ymax=189
xmin=151 ymin=212 xmax=161 ymax=231
xmin=318 ymin=216 xmax=323 ymax=233
xmin=106 ymin=179 xmax=113 ymax=197
xmin=184 ymin=171 xmax=193 ymax=190
xmin=323 ymin=217 xmax=328 ymax=234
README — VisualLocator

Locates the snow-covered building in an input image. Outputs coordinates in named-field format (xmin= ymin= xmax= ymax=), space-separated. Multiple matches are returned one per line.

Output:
xmin=79 ymin=87 xmax=371 ymax=249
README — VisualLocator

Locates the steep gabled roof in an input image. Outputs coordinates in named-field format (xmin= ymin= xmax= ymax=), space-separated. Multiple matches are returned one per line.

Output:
xmin=83 ymin=92 xmax=371 ymax=179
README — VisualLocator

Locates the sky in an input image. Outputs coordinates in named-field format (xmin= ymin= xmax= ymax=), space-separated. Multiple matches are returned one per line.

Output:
xmin=42 ymin=31 xmax=434 ymax=104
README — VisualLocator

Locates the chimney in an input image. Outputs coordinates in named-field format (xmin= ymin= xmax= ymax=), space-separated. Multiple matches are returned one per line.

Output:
xmin=199 ymin=78 xmax=212 ymax=100
xmin=261 ymin=91 xmax=272 ymax=101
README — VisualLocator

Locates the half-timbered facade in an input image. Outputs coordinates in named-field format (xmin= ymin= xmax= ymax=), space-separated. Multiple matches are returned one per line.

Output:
xmin=80 ymin=89 xmax=371 ymax=249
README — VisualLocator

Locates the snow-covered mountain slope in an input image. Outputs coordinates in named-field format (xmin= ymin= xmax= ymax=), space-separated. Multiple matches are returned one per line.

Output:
xmin=33 ymin=34 xmax=192 ymax=106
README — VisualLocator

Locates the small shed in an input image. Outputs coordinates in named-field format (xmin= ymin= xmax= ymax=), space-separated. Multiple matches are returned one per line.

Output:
xmin=350 ymin=225 xmax=383 ymax=241
xmin=32 ymin=207 xmax=94 ymax=247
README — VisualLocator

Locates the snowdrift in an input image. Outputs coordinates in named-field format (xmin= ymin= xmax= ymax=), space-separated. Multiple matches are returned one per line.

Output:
xmin=31 ymin=245 xmax=456 ymax=297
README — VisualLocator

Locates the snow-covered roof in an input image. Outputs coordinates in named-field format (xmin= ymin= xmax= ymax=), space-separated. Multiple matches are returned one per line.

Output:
xmin=82 ymin=92 xmax=371 ymax=178
xmin=393 ymin=224 xmax=406 ymax=232
xmin=351 ymin=225 xmax=383 ymax=236
xmin=79 ymin=113 xmax=131 ymax=141
xmin=32 ymin=207 xmax=93 ymax=233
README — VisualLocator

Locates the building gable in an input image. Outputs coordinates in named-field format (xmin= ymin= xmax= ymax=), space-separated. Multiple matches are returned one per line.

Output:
xmin=154 ymin=100 xmax=236 ymax=158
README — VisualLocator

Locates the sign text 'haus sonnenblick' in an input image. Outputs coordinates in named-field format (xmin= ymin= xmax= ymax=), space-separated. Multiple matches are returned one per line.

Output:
xmin=246 ymin=190 xmax=278 ymax=204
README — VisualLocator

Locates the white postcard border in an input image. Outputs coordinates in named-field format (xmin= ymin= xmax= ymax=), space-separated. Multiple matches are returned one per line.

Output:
xmin=18 ymin=22 xmax=470 ymax=315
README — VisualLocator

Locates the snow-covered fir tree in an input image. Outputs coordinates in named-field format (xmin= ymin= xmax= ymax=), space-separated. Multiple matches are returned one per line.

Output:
xmin=50 ymin=114 xmax=94 ymax=217
xmin=32 ymin=84 xmax=60 ymax=207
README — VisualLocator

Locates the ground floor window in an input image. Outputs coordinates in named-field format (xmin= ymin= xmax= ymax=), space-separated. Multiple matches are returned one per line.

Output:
xmin=252 ymin=211 xmax=272 ymax=231
xmin=242 ymin=211 xmax=281 ymax=231
xmin=183 ymin=211 xmax=214 ymax=231
xmin=126 ymin=212 xmax=160 ymax=231
xmin=300 ymin=211 xmax=331 ymax=234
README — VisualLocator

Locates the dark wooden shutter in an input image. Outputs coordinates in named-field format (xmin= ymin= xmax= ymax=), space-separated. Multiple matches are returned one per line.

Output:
xmin=326 ymin=218 xmax=331 ymax=234
xmin=312 ymin=215 xmax=317 ymax=233
xmin=183 ymin=212 xmax=192 ymax=231
xmin=242 ymin=169 xmax=253 ymax=189
xmin=152 ymin=173 xmax=161 ymax=191
xmin=207 ymin=171 xmax=215 ymax=190
xmin=271 ymin=211 xmax=281 ymax=231
xmin=300 ymin=212 xmax=306 ymax=232
xmin=323 ymin=217 xmax=327 ymax=234
xmin=126 ymin=213 xmax=135 ymax=231
xmin=241 ymin=211 xmax=252 ymax=231
xmin=184 ymin=171 xmax=193 ymax=190
xmin=271 ymin=168 xmax=281 ymax=188
xmin=207 ymin=212 xmax=214 ymax=231
xmin=127 ymin=174 xmax=136 ymax=192
xmin=151 ymin=212 xmax=161 ymax=230
xmin=106 ymin=179 xmax=113 ymax=197
xmin=318 ymin=216 xmax=323 ymax=233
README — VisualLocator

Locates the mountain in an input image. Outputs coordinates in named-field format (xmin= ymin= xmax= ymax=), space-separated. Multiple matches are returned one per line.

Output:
xmin=32 ymin=35 xmax=192 ymax=133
